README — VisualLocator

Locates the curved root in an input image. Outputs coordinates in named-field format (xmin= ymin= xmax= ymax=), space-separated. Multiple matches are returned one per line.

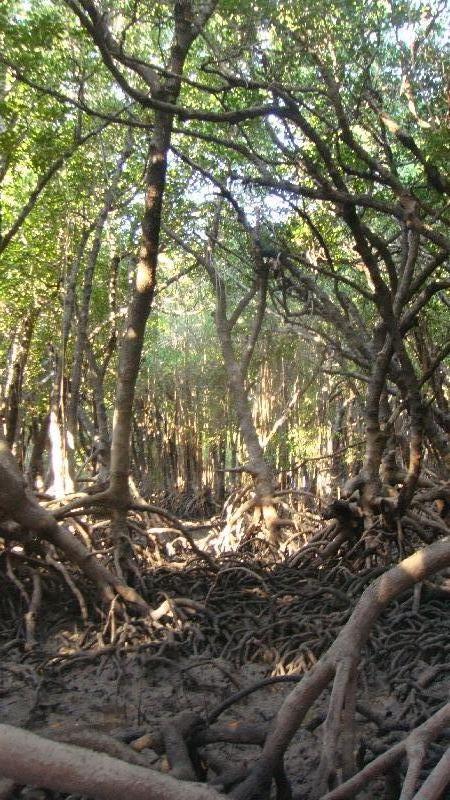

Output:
xmin=230 ymin=539 xmax=450 ymax=799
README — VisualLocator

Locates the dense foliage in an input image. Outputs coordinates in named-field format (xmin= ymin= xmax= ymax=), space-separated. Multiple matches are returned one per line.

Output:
xmin=0 ymin=0 xmax=448 ymax=502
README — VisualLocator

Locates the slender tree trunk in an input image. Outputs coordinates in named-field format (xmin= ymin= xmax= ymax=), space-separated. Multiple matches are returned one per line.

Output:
xmin=219 ymin=325 xmax=274 ymax=494
xmin=68 ymin=138 xmax=131 ymax=451
xmin=2 ymin=310 xmax=38 ymax=449
xmin=360 ymin=328 xmax=393 ymax=512
xmin=213 ymin=431 xmax=226 ymax=505
xmin=89 ymin=362 xmax=111 ymax=482
xmin=47 ymin=342 xmax=74 ymax=498
xmin=47 ymin=404 xmax=72 ymax=498
xmin=212 ymin=264 xmax=289 ymax=540
xmin=66 ymin=0 xmax=218 ymax=517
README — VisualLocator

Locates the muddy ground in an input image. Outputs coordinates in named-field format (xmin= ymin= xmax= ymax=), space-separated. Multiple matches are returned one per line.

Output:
xmin=1 ymin=554 xmax=449 ymax=799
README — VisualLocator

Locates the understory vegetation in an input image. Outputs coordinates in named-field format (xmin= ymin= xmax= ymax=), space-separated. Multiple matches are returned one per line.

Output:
xmin=0 ymin=1 xmax=449 ymax=798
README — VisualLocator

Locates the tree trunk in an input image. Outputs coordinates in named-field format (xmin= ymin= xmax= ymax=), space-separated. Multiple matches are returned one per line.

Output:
xmin=85 ymin=342 xmax=112 ymax=482
xmin=46 ymin=347 xmax=73 ymax=498
xmin=109 ymin=113 xmax=173 ymax=504
xmin=359 ymin=328 xmax=393 ymax=512
xmin=26 ymin=415 xmax=48 ymax=490
xmin=68 ymin=138 xmax=131 ymax=453
xmin=2 ymin=310 xmax=38 ymax=449
xmin=211 ymin=255 xmax=285 ymax=540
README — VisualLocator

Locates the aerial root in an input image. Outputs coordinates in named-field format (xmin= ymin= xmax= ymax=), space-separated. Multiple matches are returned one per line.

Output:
xmin=45 ymin=548 xmax=89 ymax=622
xmin=1 ymin=448 xmax=219 ymax=626
xmin=0 ymin=451 xmax=151 ymax=615
xmin=51 ymin=487 xmax=217 ymax=569
xmin=289 ymin=481 xmax=450 ymax=569
xmin=214 ymin=485 xmax=299 ymax=553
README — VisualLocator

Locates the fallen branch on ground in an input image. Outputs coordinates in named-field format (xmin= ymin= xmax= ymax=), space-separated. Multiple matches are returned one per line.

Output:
xmin=0 ymin=724 xmax=221 ymax=800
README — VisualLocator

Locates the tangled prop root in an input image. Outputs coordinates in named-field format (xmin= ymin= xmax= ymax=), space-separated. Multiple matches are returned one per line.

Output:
xmin=1 ymin=541 xmax=449 ymax=800
xmin=230 ymin=539 xmax=450 ymax=799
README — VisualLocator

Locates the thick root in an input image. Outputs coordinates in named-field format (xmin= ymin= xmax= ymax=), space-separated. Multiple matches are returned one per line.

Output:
xmin=0 ymin=724 xmax=221 ymax=800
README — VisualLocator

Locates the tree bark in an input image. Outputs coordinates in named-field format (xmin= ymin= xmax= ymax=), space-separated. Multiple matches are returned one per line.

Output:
xmin=26 ymin=415 xmax=48 ymax=490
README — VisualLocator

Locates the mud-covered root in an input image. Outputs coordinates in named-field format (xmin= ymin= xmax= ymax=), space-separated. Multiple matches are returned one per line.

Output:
xmin=0 ymin=436 xmax=216 ymax=620
xmin=289 ymin=497 xmax=367 ymax=566
xmin=161 ymin=710 xmax=202 ymax=781
xmin=23 ymin=570 xmax=42 ymax=651
xmin=229 ymin=539 xmax=450 ymax=800
xmin=317 ymin=657 xmax=358 ymax=795
xmin=0 ymin=440 xmax=150 ymax=615
xmin=0 ymin=715 xmax=278 ymax=800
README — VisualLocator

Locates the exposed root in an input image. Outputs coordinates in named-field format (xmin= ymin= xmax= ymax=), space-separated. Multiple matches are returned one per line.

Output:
xmin=0 ymin=724 xmax=221 ymax=800
xmin=161 ymin=710 xmax=201 ymax=781
xmin=0 ymin=443 xmax=150 ymax=614
xmin=211 ymin=483 xmax=298 ymax=553
xmin=49 ymin=488 xmax=217 ymax=569
xmin=24 ymin=570 xmax=42 ymax=651
xmin=321 ymin=702 xmax=450 ymax=799
xmin=40 ymin=726 xmax=156 ymax=768
xmin=1 ymin=534 xmax=449 ymax=799
xmin=289 ymin=478 xmax=450 ymax=570
xmin=129 ymin=502 xmax=217 ymax=570
xmin=229 ymin=539 xmax=450 ymax=799
xmin=411 ymin=748 xmax=450 ymax=800
xmin=45 ymin=549 xmax=89 ymax=623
